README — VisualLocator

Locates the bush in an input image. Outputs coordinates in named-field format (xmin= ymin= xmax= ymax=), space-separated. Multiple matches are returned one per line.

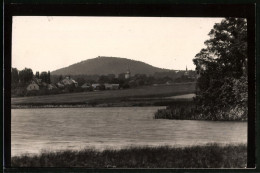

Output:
xmin=83 ymin=87 xmax=93 ymax=92
xmin=25 ymin=90 xmax=38 ymax=96
xmin=11 ymin=87 xmax=27 ymax=97
xmin=73 ymin=87 xmax=84 ymax=93
xmin=154 ymin=101 xmax=196 ymax=120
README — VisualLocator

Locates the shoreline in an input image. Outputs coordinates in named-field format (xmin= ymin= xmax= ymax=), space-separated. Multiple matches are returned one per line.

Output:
xmin=11 ymin=102 xmax=166 ymax=109
xmin=11 ymin=143 xmax=247 ymax=168
xmin=11 ymin=99 xmax=188 ymax=109
xmin=11 ymin=104 xmax=166 ymax=109
xmin=12 ymin=142 xmax=247 ymax=157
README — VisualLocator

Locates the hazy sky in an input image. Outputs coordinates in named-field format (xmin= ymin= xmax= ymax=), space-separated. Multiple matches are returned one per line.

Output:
xmin=12 ymin=16 xmax=223 ymax=72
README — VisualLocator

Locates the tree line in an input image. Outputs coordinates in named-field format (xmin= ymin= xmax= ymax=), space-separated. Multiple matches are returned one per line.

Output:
xmin=51 ymin=71 xmax=195 ymax=89
xmin=11 ymin=68 xmax=51 ymax=88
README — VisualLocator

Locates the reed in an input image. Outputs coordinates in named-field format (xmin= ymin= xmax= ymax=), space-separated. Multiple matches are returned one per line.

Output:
xmin=11 ymin=143 xmax=246 ymax=168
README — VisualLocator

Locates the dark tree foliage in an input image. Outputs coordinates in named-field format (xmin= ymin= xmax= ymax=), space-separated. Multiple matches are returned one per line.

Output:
xmin=18 ymin=68 xmax=33 ymax=84
xmin=35 ymin=71 xmax=40 ymax=78
xmin=98 ymin=75 xmax=111 ymax=84
xmin=193 ymin=18 xmax=247 ymax=120
xmin=40 ymin=72 xmax=48 ymax=83
xmin=11 ymin=68 xmax=19 ymax=87
xmin=47 ymin=71 xmax=51 ymax=84
xmin=59 ymin=75 xmax=63 ymax=81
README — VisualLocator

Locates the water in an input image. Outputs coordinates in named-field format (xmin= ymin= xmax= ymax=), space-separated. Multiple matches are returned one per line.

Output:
xmin=11 ymin=107 xmax=247 ymax=156
xmin=166 ymin=93 xmax=195 ymax=99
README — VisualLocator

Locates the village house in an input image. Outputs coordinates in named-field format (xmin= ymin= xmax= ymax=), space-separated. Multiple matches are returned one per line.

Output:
xmin=32 ymin=77 xmax=42 ymax=85
xmin=104 ymin=83 xmax=113 ymax=90
xmin=104 ymin=83 xmax=120 ymax=90
xmin=61 ymin=76 xmax=78 ymax=87
xmin=112 ymin=84 xmax=120 ymax=90
xmin=92 ymin=83 xmax=101 ymax=90
xmin=56 ymin=82 xmax=65 ymax=89
xmin=26 ymin=81 xmax=40 ymax=91
xmin=47 ymin=84 xmax=58 ymax=90
xmin=81 ymin=83 xmax=91 ymax=89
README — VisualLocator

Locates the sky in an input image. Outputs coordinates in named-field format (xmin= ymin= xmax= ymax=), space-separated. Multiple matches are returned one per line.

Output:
xmin=12 ymin=16 xmax=223 ymax=73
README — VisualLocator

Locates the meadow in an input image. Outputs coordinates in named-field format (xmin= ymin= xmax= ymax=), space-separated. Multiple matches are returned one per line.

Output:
xmin=11 ymin=143 xmax=246 ymax=168
xmin=11 ymin=82 xmax=196 ymax=107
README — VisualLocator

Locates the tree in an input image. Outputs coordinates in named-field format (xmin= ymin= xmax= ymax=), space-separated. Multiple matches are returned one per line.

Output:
xmin=59 ymin=75 xmax=63 ymax=81
xmin=193 ymin=18 xmax=247 ymax=120
xmin=47 ymin=71 xmax=51 ymax=84
xmin=98 ymin=75 xmax=110 ymax=84
xmin=19 ymin=68 xmax=33 ymax=84
xmin=74 ymin=77 xmax=86 ymax=86
xmin=11 ymin=68 xmax=19 ymax=87
xmin=35 ymin=71 xmax=40 ymax=78
xmin=40 ymin=72 xmax=48 ymax=83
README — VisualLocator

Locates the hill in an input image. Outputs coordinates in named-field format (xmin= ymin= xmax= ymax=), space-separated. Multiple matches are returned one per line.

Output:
xmin=51 ymin=56 xmax=171 ymax=76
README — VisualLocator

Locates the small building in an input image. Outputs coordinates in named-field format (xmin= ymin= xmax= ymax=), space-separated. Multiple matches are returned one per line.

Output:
xmin=71 ymin=79 xmax=78 ymax=87
xmin=81 ymin=83 xmax=91 ymax=89
xmin=47 ymin=84 xmax=57 ymax=90
xmin=111 ymin=84 xmax=119 ymax=90
xmin=92 ymin=84 xmax=101 ymax=90
xmin=32 ymin=77 xmax=42 ymax=85
xmin=61 ymin=77 xmax=72 ymax=85
xmin=61 ymin=77 xmax=78 ymax=87
xmin=105 ymin=83 xmax=120 ymax=90
xmin=56 ymin=82 xmax=65 ymax=89
xmin=27 ymin=82 xmax=40 ymax=91
xmin=104 ymin=83 xmax=113 ymax=90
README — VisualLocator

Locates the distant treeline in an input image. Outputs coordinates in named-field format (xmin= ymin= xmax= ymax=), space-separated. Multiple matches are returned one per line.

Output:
xmin=11 ymin=68 xmax=51 ymax=87
xmin=51 ymin=71 xmax=196 ymax=87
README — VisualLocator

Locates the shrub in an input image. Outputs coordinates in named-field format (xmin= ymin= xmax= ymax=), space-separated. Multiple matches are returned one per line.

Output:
xmin=154 ymin=101 xmax=196 ymax=120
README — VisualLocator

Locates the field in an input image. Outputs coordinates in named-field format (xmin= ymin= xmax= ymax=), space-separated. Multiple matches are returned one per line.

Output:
xmin=11 ymin=143 xmax=246 ymax=168
xmin=11 ymin=82 xmax=196 ymax=107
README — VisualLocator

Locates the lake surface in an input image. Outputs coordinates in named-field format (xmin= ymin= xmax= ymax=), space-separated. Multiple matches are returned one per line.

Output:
xmin=11 ymin=107 xmax=247 ymax=156
xmin=166 ymin=93 xmax=196 ymax=99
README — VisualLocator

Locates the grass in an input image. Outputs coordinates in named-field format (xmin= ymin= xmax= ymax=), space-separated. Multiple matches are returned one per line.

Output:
xmin=11 ymin=143 xmax=247 ymax=168
xmin=11 ymin=83 xmax=196 ymax=107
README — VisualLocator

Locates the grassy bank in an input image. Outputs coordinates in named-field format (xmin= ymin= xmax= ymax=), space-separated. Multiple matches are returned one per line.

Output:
xmin=11 ymin=144 xmax=246 ymax=168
